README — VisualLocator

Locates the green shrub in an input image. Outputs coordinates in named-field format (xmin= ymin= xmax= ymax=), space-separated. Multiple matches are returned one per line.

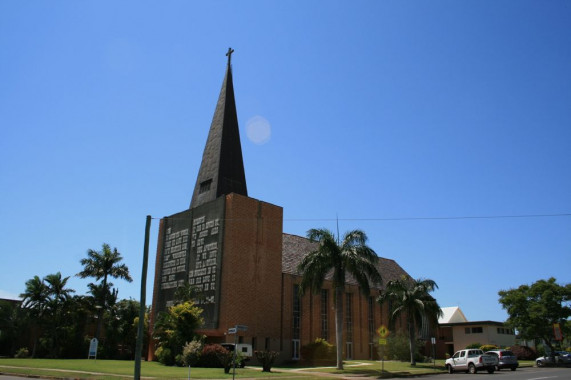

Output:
xmin=255 ymin=350 xmax=280 ymax=372
xmin=480 ymin=344 xmax=498 ymax=352
xmin=196 ymin=344 xmax=227 ymax=368
xmin=182 ymin=340 xmax=203 ymax=367
xmin=510 ymin=345 xmax=537 ymax=360
xmin=384 ymin=331 xmax=422 ymax=362
xmin=465 ymin=343 xmax=482 ymax=349
xmin=300 ymin=338 xmax=336 ymax=364
xmin=14 ymin=347 xmax=29 ymax=358
xmin=155 ymin=346 xmax=175 ymax=366
xmin=216 ymin=349 xmax=237 ymax=374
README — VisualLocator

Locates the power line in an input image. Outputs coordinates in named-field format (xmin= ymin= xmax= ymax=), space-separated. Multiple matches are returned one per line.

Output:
xmin=152 ymin=213 xmax=571 ymax=222
xmin=284 ymin=213 xmax=571 ymax=222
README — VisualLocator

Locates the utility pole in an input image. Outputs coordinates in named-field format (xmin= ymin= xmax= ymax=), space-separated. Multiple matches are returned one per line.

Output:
xmin=134 ymin=215 xmax=152 ymax=380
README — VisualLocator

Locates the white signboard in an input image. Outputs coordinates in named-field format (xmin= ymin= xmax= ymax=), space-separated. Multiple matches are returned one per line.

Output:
xmin=88 ymin=338 xmax=98 ymax=359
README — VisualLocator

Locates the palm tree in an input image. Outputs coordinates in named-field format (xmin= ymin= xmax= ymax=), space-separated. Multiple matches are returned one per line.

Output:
xmin=44 ymin=272 xmax=75 ymax=357
xmin=377 ymin=275 xmax=442 ymax=366
xmin=297 ymin=228 xmax=382 ymax=370
xmin=44 ymin=272 xmax=75 ymax=305
xmin=77 ymin=243 xmax=132 ymax=341
xmin=20 ymin=275 xmax=49 ymax=357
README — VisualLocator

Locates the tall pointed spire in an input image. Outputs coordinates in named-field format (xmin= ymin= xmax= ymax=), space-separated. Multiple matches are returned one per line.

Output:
xmin=190 ymin=48 xmax=247 ymax=208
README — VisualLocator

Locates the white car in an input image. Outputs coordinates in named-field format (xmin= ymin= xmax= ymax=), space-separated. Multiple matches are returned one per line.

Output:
xmin=445 ymin=349 xmax=498 ymax=374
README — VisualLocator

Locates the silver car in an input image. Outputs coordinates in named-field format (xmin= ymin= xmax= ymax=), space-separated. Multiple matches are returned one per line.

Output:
xmin=485 ymin=349 xmax=519 ymax=371
xmin=536 ymin=351 xmax=571 ymax=367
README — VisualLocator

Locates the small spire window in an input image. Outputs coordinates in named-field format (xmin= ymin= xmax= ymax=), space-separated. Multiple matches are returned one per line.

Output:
xmin=199 ymin=179 xmax=212 ymax=194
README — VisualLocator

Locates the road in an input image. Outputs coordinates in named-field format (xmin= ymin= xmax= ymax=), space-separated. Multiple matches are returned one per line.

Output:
xmin=425 ymin=366 xmax=570 ymax=380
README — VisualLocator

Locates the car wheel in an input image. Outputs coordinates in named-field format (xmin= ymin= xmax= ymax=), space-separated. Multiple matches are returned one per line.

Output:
xmin=510 ymin=367 xmax=516 ymax=371
xmin=537 ymin=360 xmax=543 ymax=367
xmin=447 ymin=364 xmax=454 ymax=374
xmin=468 ymin=363 xmax=476 ymax=374
xmin=495 ymin=365 xmax=500 ymax=371
xmin=487 ymin=368 xmax=495 ymax=374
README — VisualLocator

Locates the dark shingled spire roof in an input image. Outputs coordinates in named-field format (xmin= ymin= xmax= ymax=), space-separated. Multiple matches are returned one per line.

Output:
xmin=190 ymin=48 xmax=247 ymax=208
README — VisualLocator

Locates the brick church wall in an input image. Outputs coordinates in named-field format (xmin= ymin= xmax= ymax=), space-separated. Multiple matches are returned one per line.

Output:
xmin=199 ymin=193 xmax=283 ymax=349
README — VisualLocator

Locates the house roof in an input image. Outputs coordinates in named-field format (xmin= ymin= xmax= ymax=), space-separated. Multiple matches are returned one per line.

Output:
xmin=281 ymin=233 xmax=410 ymax=290
xmin=439 ymin=306 xmax=468 ymax=323
xmin=439 ymin=320 xmax=507 ymax=327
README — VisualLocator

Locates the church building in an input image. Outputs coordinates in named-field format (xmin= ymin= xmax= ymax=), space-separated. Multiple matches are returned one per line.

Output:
xmin=149 ymin=49 xmax=411 ymax=362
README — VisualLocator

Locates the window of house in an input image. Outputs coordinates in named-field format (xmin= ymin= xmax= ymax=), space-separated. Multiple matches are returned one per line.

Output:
xmin=368 ymin=296 xmax=375 ymax=343
xmin=346 ymin=342 xmax=353 ymax=360
xmin=472 ymin=327 xmax=483 ymax=334
xmin=292 ymin=284 xmax=301 ymax=360
xmin=320 ymin=289 xmax=328 ymax=340
xmin=292 ymin=339 xmax=300 ymax=360
xmin=346 ymin=293 xmax=353 ymax=359
xmin=465 ymin=327 xmax=471 ymax=334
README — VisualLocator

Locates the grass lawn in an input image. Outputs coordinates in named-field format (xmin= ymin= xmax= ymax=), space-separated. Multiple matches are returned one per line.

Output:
xmin=300 ymin=359 xmax=447 ymax=377
xmin=0 ymin=358 xmax=308 ymax=379
xmin=0 ymin=358 xmax=537 ymax=379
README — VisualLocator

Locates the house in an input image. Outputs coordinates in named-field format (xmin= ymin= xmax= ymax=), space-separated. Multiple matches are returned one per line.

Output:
xmin=433 ymin=306 xmax=515 ymax=357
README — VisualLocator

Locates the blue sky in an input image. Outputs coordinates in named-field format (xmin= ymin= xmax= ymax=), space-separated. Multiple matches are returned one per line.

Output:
xmin=1 ymin=1 xmax=570 ymax=324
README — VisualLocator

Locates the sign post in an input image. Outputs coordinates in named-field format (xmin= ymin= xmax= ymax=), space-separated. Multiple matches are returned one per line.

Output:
xmin=227 ymin=324 xmax=248 ymax=380
xmin=377 ymin=325 xmax=390 ymax=376
xmin=431 ymin=337 xmax=436 ymax=369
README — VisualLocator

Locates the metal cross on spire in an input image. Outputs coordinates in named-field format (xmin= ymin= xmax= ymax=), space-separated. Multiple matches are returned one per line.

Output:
xmin=226 ymin=47 xmax=235 ymax=66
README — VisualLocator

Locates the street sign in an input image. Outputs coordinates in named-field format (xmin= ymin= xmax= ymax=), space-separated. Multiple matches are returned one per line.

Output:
xmin=378 ymin=339 xmax=387 ymax=345
xmin=377 ymin=325 xmax=389 ymax=339
xmin=227 ymin=328 xmax=237 ymax=334
xmin=553 ymin=323 xmax=563 ymax=341
xmin=236 ymin=325 xmax=248 ymax=331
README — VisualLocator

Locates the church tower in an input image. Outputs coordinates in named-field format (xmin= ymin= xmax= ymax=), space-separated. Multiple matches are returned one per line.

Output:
xmin=149 ymin=50 xmax=283 ymax=358
xmin=190 ymin=48 xmax=247 ymax=209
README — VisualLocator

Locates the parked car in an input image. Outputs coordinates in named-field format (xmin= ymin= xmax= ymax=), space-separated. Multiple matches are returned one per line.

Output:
xmin=445 ymin=349 xmax=498 ymax=374
xmin=485 ymin=349 xmax=519 ymax=371
xmin=536 ymin=351 xmax=571 ymax=367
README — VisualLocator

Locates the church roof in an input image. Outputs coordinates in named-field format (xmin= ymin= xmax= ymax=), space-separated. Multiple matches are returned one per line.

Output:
xmin=282 ymin=233 xmax=410 ymax=290
xmin=190 ymin=48 xmax=247 ymax=209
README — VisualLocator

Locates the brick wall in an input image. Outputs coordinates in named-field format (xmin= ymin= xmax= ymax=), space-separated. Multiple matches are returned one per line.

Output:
xmin=281 ymin=275 xmax=396 ymax=361
xmin=199 ymin=193 xmax=283 ymax=348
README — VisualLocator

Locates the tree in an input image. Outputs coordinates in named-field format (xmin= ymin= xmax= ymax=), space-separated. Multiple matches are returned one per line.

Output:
xmin=498 ymin=277 xmax=571 ymax=353
xmin=43 ymin=272 xmax=75 ymax=357
xmin=297 ymin=228 xmax=382 ymax=370
xmin=77 ymin=243 xmax=132 ymax=342
xmin=377 ymin=275 xmax=442 ymax=366
xmin=174 ymin=282 xmax=206 ymax=305
xmin=0 ymin=300 xmax=26 ymax=357
xmin=153 ymin=301 xmax=204 ymax=365
xmin=20 ymin=275 xmax=49 ymax=357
